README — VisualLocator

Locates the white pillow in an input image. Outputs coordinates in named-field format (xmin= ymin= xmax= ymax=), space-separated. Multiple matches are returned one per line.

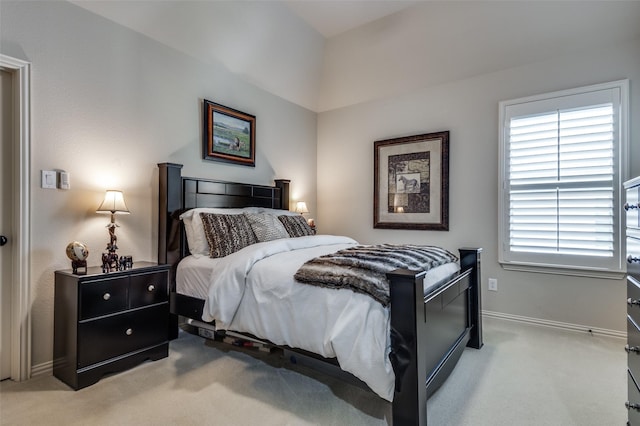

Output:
xmin=180 ymin=207 xmax=260 ymax=256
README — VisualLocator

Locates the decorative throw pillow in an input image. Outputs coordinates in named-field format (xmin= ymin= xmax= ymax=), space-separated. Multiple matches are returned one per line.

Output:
xmin=243 ymin=213 xmax=290 ymax=242
xmin=278 ymin=214 xmax=315 ymax=238
xmin=200 ymin=213 xmax=258 ymax=258
xmin=180 ymin=207 xmax=258 ymax=256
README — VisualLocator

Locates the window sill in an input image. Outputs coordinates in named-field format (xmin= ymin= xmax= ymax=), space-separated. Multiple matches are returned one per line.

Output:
xmin=500 ymin=261 xmax=626 ymax=280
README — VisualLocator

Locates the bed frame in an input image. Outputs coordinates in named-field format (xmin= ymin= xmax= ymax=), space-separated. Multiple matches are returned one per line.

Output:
xmin=157 ymin=163 xmax=482 ymax=425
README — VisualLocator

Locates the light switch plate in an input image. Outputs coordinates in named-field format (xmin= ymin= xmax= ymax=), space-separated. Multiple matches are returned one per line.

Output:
xmin=41 ymin=170 xmax=57 ymax=189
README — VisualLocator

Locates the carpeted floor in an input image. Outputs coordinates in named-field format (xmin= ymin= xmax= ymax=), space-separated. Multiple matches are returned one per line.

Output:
xmin=0 ymin=317 xmax=626 ymax=425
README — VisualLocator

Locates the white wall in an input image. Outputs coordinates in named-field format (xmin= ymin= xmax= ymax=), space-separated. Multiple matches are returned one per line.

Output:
xmin=0 ymin=0 xmax=317 ymax=368
xmin=1 ymin=0 xmax=637 ymax=371
xmin=318 ymin=1 xmax=640 ymax=112
xmin=70 ymin=0 xmax=326 ymax=112
xmin=318 ymin=38 xmax=640 ymax=334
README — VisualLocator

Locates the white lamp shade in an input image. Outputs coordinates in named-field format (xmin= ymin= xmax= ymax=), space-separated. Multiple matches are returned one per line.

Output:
xmin=295 ymin=201 xmax=309 ymax=214
xmin=96 ymin=190 xmax=130 ymax=214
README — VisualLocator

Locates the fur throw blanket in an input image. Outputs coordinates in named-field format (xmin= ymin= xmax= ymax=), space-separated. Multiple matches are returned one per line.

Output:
xmin=294 ymin=244 xmax=457 ymax=306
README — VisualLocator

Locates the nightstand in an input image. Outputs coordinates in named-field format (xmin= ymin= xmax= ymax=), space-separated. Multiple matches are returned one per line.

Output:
xmin=53 ymin=261 xmax=170 ymax=390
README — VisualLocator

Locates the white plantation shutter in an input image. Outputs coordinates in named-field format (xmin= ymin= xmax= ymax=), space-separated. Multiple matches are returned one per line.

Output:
xmin=499 ymin=81 xmax=628 ymax=276
xmin=509 ymin=104 xmax=614 ymax=257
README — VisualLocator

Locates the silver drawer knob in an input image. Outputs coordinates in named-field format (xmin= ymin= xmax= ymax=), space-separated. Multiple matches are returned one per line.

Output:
xmin=147 ymin=284 xmax=155 ymax=292
xmin=625 ymin=344 xmax=640 ymax=353
xmin=103 ymin=293 xmax=111 ymax=301
xmin=628 ymin=298 xmax=640 ymax=306
xmin=125 ymin=328 xmax=133 ymax=336
xmin=626 ymin=401 xmax=640 ymax=411
xmin=629 ymin=255 xmax=640 ymax=264
xmin=624 ymin=202 xmax=640 ymax=211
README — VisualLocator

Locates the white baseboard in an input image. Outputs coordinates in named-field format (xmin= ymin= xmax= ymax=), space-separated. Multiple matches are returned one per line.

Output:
xmin=482 ymin=310 xmax=626 ymax=339
xmin=30 ymin=360 xmax=52 ymax=378
xmin=27 ymin=311 xmax=624 ymax=377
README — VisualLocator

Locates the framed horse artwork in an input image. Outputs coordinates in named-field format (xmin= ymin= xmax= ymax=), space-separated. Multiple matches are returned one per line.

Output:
xmin=373 ymin=131 xmax=450 ymax=230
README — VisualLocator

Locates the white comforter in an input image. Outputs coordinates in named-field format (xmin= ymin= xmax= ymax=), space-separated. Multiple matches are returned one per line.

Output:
xmin=183 ymin=235 xmax=458 ymax=401
xmin=198 ymin=235 xmax=396 ymax=400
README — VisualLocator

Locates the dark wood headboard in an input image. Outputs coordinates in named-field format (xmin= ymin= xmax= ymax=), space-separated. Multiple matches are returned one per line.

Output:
xmin=157 ymin=163 xmax=290 ymax=276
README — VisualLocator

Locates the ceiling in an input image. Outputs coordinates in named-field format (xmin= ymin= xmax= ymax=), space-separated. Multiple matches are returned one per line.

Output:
xmin=70 ymin=1 xmax=640 ymax=112
xmin=283 ymin=1 xmax=418 ymax=38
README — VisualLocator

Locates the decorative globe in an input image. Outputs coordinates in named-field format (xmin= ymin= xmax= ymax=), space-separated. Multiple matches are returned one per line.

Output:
xmin=66 ymin=241 xmax=89 ymax=262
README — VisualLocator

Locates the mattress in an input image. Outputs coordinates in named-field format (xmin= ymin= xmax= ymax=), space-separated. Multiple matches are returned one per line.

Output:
xmin=177 ymin=246 xmax=460 ymax=300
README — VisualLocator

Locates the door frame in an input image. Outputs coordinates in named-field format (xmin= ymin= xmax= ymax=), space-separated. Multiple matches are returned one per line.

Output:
xmin=1 ymin=54 xmax=31 ymax=381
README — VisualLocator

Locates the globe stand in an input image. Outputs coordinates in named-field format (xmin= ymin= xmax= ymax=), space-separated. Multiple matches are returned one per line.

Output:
xmin=71 ymin=259 xmax=87 ymax=275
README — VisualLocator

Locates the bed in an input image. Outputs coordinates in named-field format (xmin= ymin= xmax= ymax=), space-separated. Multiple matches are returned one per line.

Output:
xmin=157 ymin=162 xmax=483 ymax=425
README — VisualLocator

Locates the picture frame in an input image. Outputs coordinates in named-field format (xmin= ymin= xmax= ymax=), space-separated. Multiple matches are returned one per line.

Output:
xmin=374 ymin=131 xmax=449 ymax=230
xmin=203 ymin=99 xmax=256 ymax=167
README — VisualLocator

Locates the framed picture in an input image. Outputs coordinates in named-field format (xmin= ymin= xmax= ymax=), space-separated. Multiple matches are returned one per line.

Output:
xmin=203 ymin=100 xmax=255 ymax=167
xmin=374 ymin=131 xmax=449 ymax=230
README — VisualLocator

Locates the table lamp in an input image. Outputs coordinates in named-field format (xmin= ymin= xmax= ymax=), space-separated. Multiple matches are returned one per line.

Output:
xmin=96 ymin=190 xmax=129 ymax=270
xmin=295 ymin=201 xmax=315 ymax=229
xmin=295 ymin=201 xmax=309 ymax=215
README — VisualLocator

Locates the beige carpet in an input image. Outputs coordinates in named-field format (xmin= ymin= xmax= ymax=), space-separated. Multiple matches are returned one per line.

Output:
xmin=0 ymin=317 xmax=625 ymax=425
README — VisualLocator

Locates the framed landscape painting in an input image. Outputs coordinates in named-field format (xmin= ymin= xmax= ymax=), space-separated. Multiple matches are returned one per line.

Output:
xmin=374 ymin=131 xmax=449 ymax=230
xmin=203 ymin=100 xmax=256 ymax=167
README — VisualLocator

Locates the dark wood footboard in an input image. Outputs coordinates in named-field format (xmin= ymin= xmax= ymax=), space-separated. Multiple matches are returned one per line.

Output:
xmin=388 ymin=248 xmax=482 ymax=426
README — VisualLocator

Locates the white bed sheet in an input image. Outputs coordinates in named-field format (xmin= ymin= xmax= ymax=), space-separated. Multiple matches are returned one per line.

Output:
xmin=176 ymin=235 xmax=460 ymax=401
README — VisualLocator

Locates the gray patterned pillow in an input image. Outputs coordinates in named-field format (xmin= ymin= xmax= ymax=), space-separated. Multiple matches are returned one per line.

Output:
xmin=200 ymin=213 xmax=258 ymax=258
xmin=243 ymin=213 xmax=290 ymax=242
xmin=278 ymin=215 xmax=314 ymax=237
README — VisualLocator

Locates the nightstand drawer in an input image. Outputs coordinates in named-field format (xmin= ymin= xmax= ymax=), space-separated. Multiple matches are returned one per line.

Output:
xmin=628 ymin=315 xmax=640 ymax=375
xmin=629 ymin=370 xmax=640 ymax=424
xmin=630 ymin=276 xmax=640 ymax=317
xmin=80 ymin=277 xmax=128 ymax=319
xmin=629 ymin=235 xmax=640 ymax=277
xmin=77 ymin=304 xmax=168 ymax=368
xmin=129 ymin=271 xmax=168 ymax=308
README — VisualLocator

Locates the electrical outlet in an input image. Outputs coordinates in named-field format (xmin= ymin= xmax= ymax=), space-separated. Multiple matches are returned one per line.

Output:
xmin=488 ymin=278 xmax=498 ymax=291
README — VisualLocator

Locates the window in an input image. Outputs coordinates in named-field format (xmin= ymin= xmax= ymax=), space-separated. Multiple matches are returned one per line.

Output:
xmin=499 ymin=80 xmax=628 ymax=277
